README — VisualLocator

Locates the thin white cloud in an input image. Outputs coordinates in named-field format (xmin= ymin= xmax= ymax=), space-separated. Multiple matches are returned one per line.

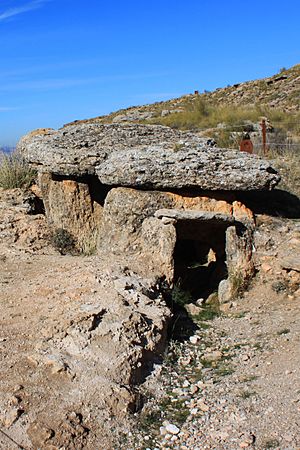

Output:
xmin=0 ymin=0 xmax=48 ymax=21
xmin=0 ymin=106 xmax=18 ymax=112
xmin=0 ymin=72 xmax=173 ymax=91
xmin=0 ymin=57 xmax=111 ymax=79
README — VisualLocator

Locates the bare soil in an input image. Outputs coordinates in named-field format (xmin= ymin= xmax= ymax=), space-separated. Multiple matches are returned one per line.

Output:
xmin=0 ymin=189 xmax=299 ymax=449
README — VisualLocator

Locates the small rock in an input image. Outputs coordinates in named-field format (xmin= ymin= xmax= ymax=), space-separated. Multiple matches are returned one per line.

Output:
xmin=160 ymin=426 xmax=167 ymax=436
xmin=197 ymin=401 xmax=209 ymax=412
xmin=189 ymin=335 xmax=199 ymax=345
xmin=179 ymin=356 xmax=191 ymax=366
xmin=185 ymin=303 xmax=202 ymax=315
xmin=239 ymin=442 xmax=250 ymax=448
xmin=165 ymin=423 xmax=180 ymax=435
xmin=9 ymin=395 xmax=21 ymax=407
xmin=27 ymin=355 xmax=39 ymax=367
xmin=44 ymin=355 xmax=67 ymax=374
xmin=190 ymin=384 xmax=199 ymax=394
xmin=239 ymin=432 xmax=256 ymax=447
xmin=27 ymin=421 xmax=55 ymax=448
xmin=261 ymin=263 xmax=272 ymax=273
xmin=202 ymin=350 xmax=222 ymax=362
xmin=196 ymin=298 xmax=204 ymax=306
xmin=2 ymin=408 xmax=23 ymax=428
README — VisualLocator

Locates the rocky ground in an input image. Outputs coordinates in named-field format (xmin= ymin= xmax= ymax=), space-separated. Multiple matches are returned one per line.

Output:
xmin=0 ymin=188 xmax=299 ymax=450
xmin=125 ymin=216 xmax=300 ymax=450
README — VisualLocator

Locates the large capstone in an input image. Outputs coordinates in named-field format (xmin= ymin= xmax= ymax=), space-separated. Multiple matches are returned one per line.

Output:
xmin=18 ymin=123 xmax=280 ymax=190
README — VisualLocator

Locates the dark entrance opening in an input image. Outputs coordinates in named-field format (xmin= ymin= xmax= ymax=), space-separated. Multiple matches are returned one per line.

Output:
xmin=173 ymin=219 xmax=228 ymax=301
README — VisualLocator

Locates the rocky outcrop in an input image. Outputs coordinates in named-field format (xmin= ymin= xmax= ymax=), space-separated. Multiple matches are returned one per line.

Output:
xmin=18 ymin=123 xmax=280 ymax=190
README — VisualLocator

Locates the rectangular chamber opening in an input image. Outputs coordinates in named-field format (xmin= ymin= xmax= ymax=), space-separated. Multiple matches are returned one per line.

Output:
xmin=173 ymin=220 xmax=228 ymax=301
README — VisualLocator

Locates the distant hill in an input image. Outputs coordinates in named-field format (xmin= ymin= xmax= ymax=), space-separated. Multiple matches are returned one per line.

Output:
xmin=66 ymin=64 xmax=300 ymax=129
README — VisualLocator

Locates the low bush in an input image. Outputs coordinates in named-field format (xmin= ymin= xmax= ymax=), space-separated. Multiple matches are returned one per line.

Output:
xmin=51 ymin=228 xmax=77 ymax=255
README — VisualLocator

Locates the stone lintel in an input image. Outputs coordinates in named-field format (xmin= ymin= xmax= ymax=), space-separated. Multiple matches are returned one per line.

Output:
xmin=154 ymin=209 xmax=236 ymax=224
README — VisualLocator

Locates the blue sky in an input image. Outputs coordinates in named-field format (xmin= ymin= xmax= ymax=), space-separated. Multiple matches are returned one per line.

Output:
xmin=0 ymin=0 xmax=299 ymax=146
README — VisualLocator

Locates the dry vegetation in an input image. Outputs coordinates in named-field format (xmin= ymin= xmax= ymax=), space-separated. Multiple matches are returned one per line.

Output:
xmin=269 ymin=149 xmax=300 ymax=197
xmin=150 ymin=98 xmax=300 ymax=135
xmin=0 ymin=151 xmax=36 ymax=189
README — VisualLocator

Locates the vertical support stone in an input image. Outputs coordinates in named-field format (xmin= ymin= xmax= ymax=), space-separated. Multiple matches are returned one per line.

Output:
xmin=38 ymin=173 xmax=103 ymax=252
xmin=218 ymin=224 xmax=254 ymax=303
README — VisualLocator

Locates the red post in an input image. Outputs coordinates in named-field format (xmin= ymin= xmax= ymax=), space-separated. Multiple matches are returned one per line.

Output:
xmin=261 ymin=119 xmax=267 ymax=156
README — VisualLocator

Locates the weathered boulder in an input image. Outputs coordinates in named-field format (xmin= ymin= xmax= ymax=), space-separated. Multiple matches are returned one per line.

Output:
xmin=30 ymin=264 xmax=171 ymax=419
xmin=0 ymin=188 xmax=50 ymax=254
xmin=18 ymin=123 xmax=280 ymax=190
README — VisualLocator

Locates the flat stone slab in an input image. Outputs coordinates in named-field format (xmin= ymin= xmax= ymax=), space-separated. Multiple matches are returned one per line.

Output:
xmin=18 ymin=123 xmax=280 ymax=191
xmin=280 ymin=257 xmax=300 ymax=272
xmin=155 ymin=209 xmax=236 ymax=223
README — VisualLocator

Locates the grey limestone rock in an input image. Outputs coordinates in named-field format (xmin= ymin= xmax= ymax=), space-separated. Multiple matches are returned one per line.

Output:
xmin=18 ymin=123 xmax=280 ymax=190
xmin=18 ymin=123 xmax=204 ymax=176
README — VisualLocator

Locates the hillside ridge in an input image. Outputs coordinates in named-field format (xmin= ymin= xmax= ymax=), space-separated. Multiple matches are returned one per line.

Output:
xmin=66 ymin=64 xmax=300 ymax=127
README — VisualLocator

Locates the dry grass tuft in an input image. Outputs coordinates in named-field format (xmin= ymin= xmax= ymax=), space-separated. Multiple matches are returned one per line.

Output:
xmin=0 ymin=151 xmax=37 ymax=189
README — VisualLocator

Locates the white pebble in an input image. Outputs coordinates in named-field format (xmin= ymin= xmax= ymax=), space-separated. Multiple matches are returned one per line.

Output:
xmin=160 ymin=426 xmax=167 ymax=435
xmin=189 ymin=335 xmax=199 ymax=344
xmin=165 ymin=423 xmax=180 ymax=435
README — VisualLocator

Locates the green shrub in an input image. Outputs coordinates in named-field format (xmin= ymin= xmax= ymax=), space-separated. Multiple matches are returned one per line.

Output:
xmin=0 ymin=151 xmax=37 ymax=189
xmin=51 ymin=228 xmax=77 ymax=255
xmin=171 ymin=280 xmax=193 ymax=306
